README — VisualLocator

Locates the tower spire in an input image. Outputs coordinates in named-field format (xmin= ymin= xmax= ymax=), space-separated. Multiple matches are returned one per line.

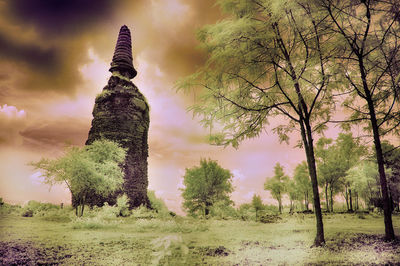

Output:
xmin=109 ymin=25 xmax=137 ymax=79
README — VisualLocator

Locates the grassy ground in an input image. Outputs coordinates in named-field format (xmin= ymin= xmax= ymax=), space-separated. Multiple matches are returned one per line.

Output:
xmin=0 ymin=211 xmax=399 ymax=265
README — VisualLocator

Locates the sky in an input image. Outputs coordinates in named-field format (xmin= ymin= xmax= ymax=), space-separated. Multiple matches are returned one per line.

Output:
xmin=0 ymin=0 xmax=356 ymax=214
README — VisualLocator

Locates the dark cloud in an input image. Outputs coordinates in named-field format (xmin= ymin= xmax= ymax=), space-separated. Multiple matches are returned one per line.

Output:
xmin=7 ymin=0 xmax=117 ymax=36
xmin=20 ymin=117 xmax=89 ymax=149
xmin=0 ymin=0 xmax=128 ymax=94
xmin=148 ymin=0 xmax=222 ymax=79
xmin=0 ymin=31 xmax=61 ymax=73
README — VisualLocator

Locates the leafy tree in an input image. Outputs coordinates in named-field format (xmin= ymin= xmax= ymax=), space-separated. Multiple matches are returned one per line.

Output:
xmin=336 ymin=134 xmax=367 ymax=211
xmin=181 ymin=158 xmax=233 ymax=217
xmin=31 ymin=139 xmax=126 ymax=217
xmin=315 ymin=137 xmax=336 ymax=212
xmin=177 ymin=0 xmax=337 ymax=246
xmin=264 ymin=163 xmax=288 ymax=214
xmin=252 ymin=194 xmax=264 ymax=221
xmin=346 ymin=161 xmax=380 ymax=210
xmin=381 ymin=142 xmax=400 ymax=212
xmin=315 ymin=133 xmax=366 ymax=212
xmin=317 ymin=0 xmax=400 ymax=240
xmin=293 ymin=161 xmax=312 ymax=211
xmin=286 ymin=179 xmax=300 ymax=213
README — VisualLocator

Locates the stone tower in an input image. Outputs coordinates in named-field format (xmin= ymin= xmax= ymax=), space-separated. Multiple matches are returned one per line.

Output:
xmin=84 ymin=25 xmax=150 ymax=208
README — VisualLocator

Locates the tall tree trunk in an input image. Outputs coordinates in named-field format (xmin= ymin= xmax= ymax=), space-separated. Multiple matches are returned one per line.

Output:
xmin=325 ymin=184 xmax=329 ymax=212
xmin=349 ymin=188 xmax=353 ymax=212
xmin=290 ymin=199 xmax=293 ymax=214
xmin=300 ymin=119 xmax=325 ymax=246
xmin=345 ymin=186 xmax=349 ymax=211
xmin=361 ymin=57 xmax=395 ymax=240
xmin=355 ymin=192 xmax=359 ymax=211
xmin=278 ymin=198 xmax=282 ymax=214
xmin=330 ymin=186 xmax=334 ymax=213
xmin=305 ymin=192 xmax=309 ymax=211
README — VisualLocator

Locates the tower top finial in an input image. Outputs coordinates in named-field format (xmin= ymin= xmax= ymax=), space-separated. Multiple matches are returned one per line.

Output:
xmin=109 ymin=25 xmax=137 ymax=79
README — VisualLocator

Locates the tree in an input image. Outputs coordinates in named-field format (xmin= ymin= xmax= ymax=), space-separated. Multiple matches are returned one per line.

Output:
xmin=177 ymin=0 xmax=337 ymax=246
xmin=293 ymin=161 xmax=312 ymax=211
xmin=252 ymin=194 xmax=264 ymax=221
xmin=346 ymin=161 xmax=380 ymax=210
xmin=31 ymin=139 xmax=126 ymax=216
xmin=315 ymin=133 xmax=366 ymax=212
xmin=264 ymin=163 xmax=288 ymax=214
xmin=285 ymin=178 xmax=300 ymax=213
xmin=381 ymin=142 xmax=400 ymax=212
xmin=336 ymin=134 xmax=367 ymax=212
xmin=317 ymin=0 xmax=400 ymax=240
xmin=181 ymin=158 xmax=233 ymax=217
xmin=315 ymin=137 xmax=335 ymax=212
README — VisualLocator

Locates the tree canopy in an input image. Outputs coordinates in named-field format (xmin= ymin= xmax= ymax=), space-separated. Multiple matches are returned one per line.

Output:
xmin=31 ymin=139 xmax=126 ymax=216
xmin=264 ymin=163 xmax=288 ymax=214
xmin=293 ymin=161 xmax=312 ymax=211
xmin=316 ymin=0 xmax=400 ymax=240
xmin=181 ymin=158 xmax=233 ymax=217
xmin=177 ymin=0 xmax=338 ymax=246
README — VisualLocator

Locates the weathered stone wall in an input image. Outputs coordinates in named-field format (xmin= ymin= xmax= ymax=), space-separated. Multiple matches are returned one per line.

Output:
xmin=84 ymin=75 xmax=150 ymax=208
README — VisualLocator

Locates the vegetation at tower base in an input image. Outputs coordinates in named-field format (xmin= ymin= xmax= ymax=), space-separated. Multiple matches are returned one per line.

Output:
xmin=83 ymin=75 xmax=150 ymax=209
xmin=31 ymin=139 xmax=126 ymax=217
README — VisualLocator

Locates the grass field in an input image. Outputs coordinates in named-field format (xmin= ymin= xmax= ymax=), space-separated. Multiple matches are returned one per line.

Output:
xmin=1 ymin=209 xmax=399 ymax=265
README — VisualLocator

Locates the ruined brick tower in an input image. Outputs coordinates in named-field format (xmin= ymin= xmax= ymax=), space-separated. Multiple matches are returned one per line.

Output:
xmin=84 ymin=25 xmax=150 ymax=208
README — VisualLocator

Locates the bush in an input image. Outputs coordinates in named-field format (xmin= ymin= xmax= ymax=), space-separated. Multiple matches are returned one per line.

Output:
xmin=209 ymin=201 xmax=237 ymax=220
xmin=93 ymin=203 xmax=120 ymax=220
xmin=148 ymin=190 xmax=170 ymax=218
xmin=131 ymin=205 xmax=157 ymax=219
xmin=116 ymin=194 xmax=130 ymax=217
xmin=22 ymin=209 xmax=33 ymax=217
xmin=24 ymin=201 xmax=59 ymax=215
xmin=258 ymin=212 xmax=281 ymax=223
xmin=237 ymin=203 xmax=254 ymax=221
xmin=0 ymin=203 xmax=22 ymax=215
xmin=40 ymin=208 xmax=73 ymax=223
xmin=0 ymin=198 xmax=4 ymax=206
xmin=71 ymin=216 xmax=120 ymax=230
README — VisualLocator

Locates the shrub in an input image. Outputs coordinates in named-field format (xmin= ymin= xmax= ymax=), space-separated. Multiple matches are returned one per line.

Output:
xmin=71 ymin=215 xmax=121 ymax=230
xmin=24 ymin=201 xmax=59 ymax=215
xmin=96 ymin=203 xmax=119 ymax=220
xmin=0 ymin=197 xmax=4 ymax=206
xmin=0 ymin=203 xmax=22 ymax=215
xmin=237 ymin=203 xmax=254 ymax=221
xmin=148 ymin=190 xmax=170 ymax=218
xmin=22 ymin=209 xmax=33 ymax=217
xmin=210 ymin=201 xmax=237 ymax=220
xmin=131 ymin=205 xmax=157 ymax=219
xmin=116 ymin=194 xmax=130 ymax=217
xmin=258 ymin=212 xmax=281 ymax=223
xmin=40 ymin=209 xmax=72 ymax=223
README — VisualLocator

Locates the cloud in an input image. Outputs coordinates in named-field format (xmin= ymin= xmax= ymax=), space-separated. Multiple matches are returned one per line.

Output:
xmin=6 ymin=0 xmax=117 ymax=37
xmin=0 ymin=31 xmax=61 ymax=73
xmin=0 ymin=104 xmax=28 ymax=145
xmin=20 ymin=117 xmax=89 ymax=150
xmin=0 ymin=0 xmax=127 ymax=95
